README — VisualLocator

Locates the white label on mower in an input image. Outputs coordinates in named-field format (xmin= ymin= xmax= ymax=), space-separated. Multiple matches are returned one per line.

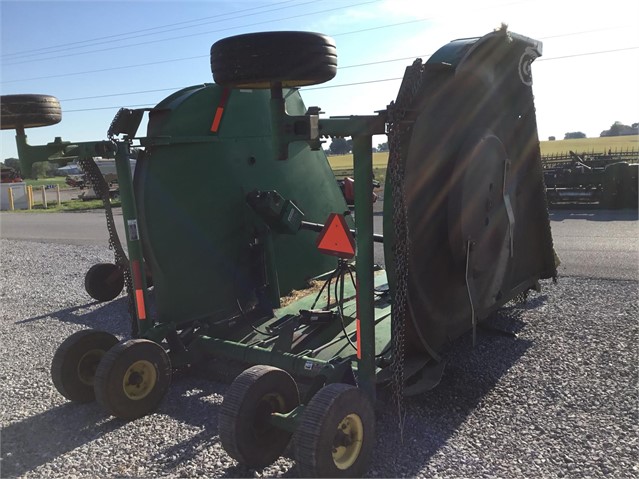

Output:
xmin=304 ymin=361 xmax=314 ymax=371
xmin=127 ymin=219 xmax=140 ymax=241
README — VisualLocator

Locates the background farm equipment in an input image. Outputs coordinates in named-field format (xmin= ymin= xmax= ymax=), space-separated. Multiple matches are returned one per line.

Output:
xmin=337 ymin=176 xmax=380 ymax=205
xmin=4 ymin=27 xmax=556 ymax=477
xmin=1 ymin=166 xmax=23 ymax=183
xmin=543 ymin=151 xmax=638 ymax=208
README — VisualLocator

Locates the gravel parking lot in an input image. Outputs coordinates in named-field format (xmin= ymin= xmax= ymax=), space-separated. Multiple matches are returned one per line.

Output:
xmin=1 ymin=238 xmax=637 ymax=478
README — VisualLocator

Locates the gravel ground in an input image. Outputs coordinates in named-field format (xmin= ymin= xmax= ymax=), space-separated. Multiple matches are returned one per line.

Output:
xmin=1 ymin=238 xmax=637 ymax=478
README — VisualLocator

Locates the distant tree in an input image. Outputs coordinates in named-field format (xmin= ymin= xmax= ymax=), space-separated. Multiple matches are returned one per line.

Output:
xmin=329 ymin=137 xmax=351 ymax=155
xmin=377 ymin=142 xmax=389 ymax=152
xmin=32 ymin=162 xmax=48 ymax=179
xmin=3 ymin=158 xmax=21 ymax=174
xmin=548 ymin=136 xmax=556 ymax=141
xmin=564 ymin=132 xmax=586 ymax=139
xmin=600 ymin=121 xmax=638 ymax=137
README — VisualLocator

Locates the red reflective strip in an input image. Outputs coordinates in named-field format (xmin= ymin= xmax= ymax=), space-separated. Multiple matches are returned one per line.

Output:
xmin=356 ymin=279 xmax=361 ymax=359
xmin=356 ymin=318 xmax=361 ymax=360
xmin=210 ymin=88 xmax=231 ymax=133
xmin=135 ymin=289 xmax=146 ymax=320
xmin=211 ymin=107 xmax=224 ymax=132
xmin=131 ymin=260 xmax=143 ymax=290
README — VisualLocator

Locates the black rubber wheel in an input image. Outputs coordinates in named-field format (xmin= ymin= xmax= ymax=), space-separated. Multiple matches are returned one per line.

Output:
xmin=0 ymin=94 xmax=61 ymax=130
xmin=51 ymin=330 xmax=119 ymax=403
xmin=622 ymin=163 xmax=638 ymax=208
xmin=219 ymin=365 xmax=300 ymax=469
xmin=94 ymin=339 xmax=171 ymax=420
xmin=602 ymin=162 xmax=628 ymax=209
xmin=294 ymin=383 xmax=375 ymax=478
xmin=211 ymin=31 xmax=337 ymax=88
xmin=85 ymin=263 xmax=124 ymax=302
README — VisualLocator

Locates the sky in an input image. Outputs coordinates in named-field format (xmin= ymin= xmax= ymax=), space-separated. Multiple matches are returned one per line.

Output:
xmin=1 ymin=0 xmax=638 ymax=160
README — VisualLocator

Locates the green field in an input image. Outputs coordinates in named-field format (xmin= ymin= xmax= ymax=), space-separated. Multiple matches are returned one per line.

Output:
xmin=327 ymin=135 xmax=639 ymax=173
xmin=24 ymin=176 xmax=69 ymax=188
xmin=539 ymin=135 xmax=638 ymax=156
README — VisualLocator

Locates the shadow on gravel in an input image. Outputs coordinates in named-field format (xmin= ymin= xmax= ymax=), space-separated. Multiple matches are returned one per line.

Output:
xmin=366 ymin=303 xmax=537 ymax=477
xmin=549 ymin=208 xmax=638 ymax=222
xmin=1 ymin=403 xmax=124 ymax=477
xmin=16 ymin=296 xmax=136 ymax=338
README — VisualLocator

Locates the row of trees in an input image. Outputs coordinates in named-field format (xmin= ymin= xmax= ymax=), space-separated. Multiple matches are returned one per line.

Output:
xmin=1 ymin=158 xmax=58 ymax=178
xmin=558 ymin=121 xmax=638 ymax=141
xmin=326 ymin=138 xmax=388 ymax=155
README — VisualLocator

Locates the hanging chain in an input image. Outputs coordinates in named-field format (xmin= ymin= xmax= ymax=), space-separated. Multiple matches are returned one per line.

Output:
xmin=78 ymin=138 xmax=137 ymax=336
xmin=387 ymin=59 xmax=425 ymax=441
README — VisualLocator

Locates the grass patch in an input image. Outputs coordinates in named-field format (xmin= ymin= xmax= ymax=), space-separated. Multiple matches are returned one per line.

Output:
xmin=12 ymin=198 xmax=120 ymax=213
xmin=24 ymin=176 xmax=70 ymax=189
xmin=327 ymin=152 xmax=389 ymax=171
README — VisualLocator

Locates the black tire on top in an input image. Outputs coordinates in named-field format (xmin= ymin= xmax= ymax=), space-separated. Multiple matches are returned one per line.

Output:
xmin=0 ymin=94 xmax=61 ymax=130
xmin=210 ymin=31 xmax=337 ymax=89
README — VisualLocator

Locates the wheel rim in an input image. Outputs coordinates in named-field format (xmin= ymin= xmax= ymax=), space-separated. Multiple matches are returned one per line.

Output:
xmin=123 ymin=360 xmax=157 ymax=400
xmin=253 ymin=392 xmax=285 ymax=437
xmin=77 ymin=349 xmax=105 ymax=386
xmin=332 ymin=413 xmax=364 ymax=470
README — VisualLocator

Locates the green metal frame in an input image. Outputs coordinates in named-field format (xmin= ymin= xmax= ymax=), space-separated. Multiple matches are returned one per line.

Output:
xmin=14 ymin=128 xmax=114 ymax=178
xmin=104 ymin=87 xmax=387 ymax=431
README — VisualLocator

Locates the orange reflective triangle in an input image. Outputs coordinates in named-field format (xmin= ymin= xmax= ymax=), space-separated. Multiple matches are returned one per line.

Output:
xmin=316 ymin=213 xmax=356 ymax=258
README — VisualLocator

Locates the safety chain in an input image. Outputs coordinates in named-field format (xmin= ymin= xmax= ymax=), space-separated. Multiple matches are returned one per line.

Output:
xmin=78 ymin=144 xmax=137 ymax=337
xmin=386 ymin=58 xmax=425 ymax=441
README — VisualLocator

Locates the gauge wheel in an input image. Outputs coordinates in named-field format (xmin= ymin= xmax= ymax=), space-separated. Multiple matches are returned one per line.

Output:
xmin=94 ymin=339 xmax=171 ymax=420
xmin=85 ymin=263 xmax=124 ymax=302
xmin=0 ymin=94 xmax=61 ymax=130
xmin=219 ymin=365 xmax=300 ymax=469
xmin=51 ymin=330 xmax=119 ymax=403
xmin=294 ymin=383 xmax=374 ymax=478
xmin=210 ymin=31 xmax=337 ymax=88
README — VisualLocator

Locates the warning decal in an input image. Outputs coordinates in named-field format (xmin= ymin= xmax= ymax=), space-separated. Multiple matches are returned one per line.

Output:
xmin=316 ymin=213 xmax=356 ymax=259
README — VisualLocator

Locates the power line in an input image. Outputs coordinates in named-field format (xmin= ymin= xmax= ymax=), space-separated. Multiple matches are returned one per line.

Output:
xmin=58 ymin=55 xmax=429 ymax=102
xmin=59 ymin=46 xmax=639 ymax=114
xmin=1 ymin=56 xmax=207 ymax=84
xmin=2 ymin=0 xmax=382 ymax=66
xmin=3 ymin=22 xmax=629 ymax=84
xmin=536 ymin=46 xmax=639 ymax=62
xmin=0 ymin=0 xmax=309 ymax=60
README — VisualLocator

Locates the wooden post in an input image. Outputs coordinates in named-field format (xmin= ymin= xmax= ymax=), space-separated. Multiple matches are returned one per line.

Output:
xmin=56 ymin=184 xmax=61 ymax=206
xmin=27 ymin=186 xmax=32 ymax=210
xmin=8 ymin=187 xmax=14 ymax=211
xmin=41 ymin=186 xmax=48 ymax=209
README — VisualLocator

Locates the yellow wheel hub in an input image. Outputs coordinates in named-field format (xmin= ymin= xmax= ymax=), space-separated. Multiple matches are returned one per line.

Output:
xmin=332 ymin=413 xmax=364 ymax=470
xmin=77 ymin=349 xmax=105 ymax=386
xmin=123 ymin=360 xmax=157 ymax=400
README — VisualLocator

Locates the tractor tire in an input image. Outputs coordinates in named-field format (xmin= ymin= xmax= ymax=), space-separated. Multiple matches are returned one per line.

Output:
xmin=294 ymin=383 xmax=374 ymax=478
xmin=94 ymin=339 xmax=171 ymax=420
xmin=219 ymin=365 xmax=300 ymax=469
xmin=85 ymin=263 xmax=124 ymax=302
xmin=0 ymin=94 xmax=61 ymax=130
xmin=210 ymin=31 xmax=337 ymax=88
xmin=601 ymin=162 xmax=628 ymax=209
xmin=622 ymin=163 xmax=638 ymax=209
xmin=51 ymin=330 xmax=119 ymax=403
